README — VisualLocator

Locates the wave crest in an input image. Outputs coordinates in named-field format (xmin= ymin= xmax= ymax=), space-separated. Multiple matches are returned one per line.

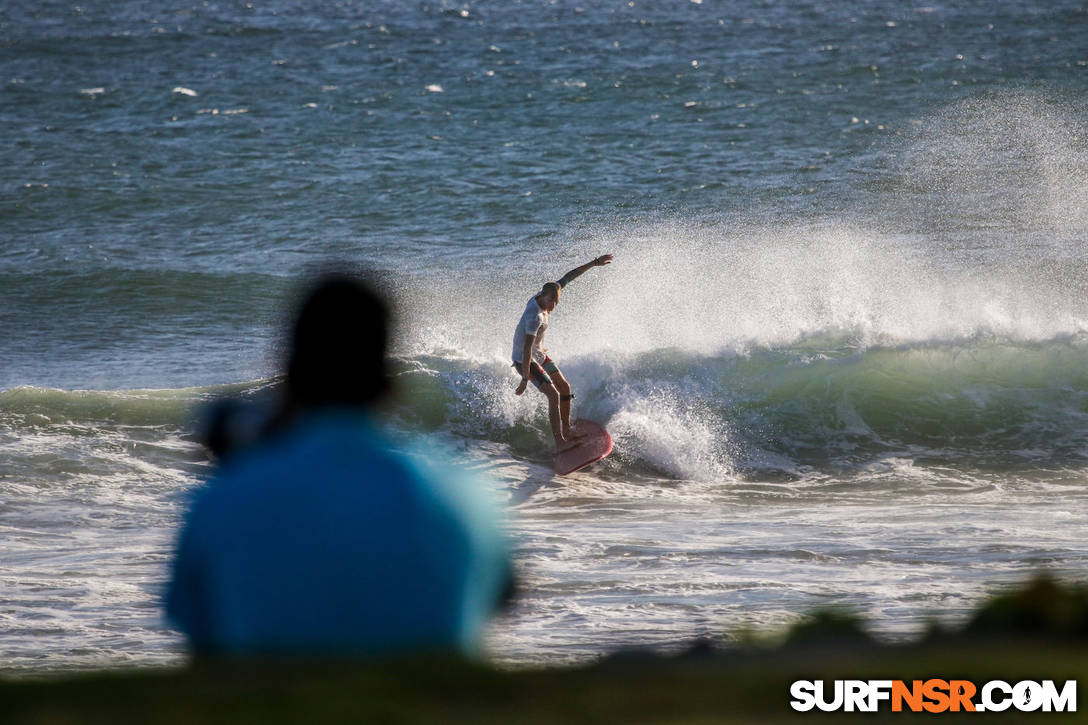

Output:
xmin=390 ymin=335 xmax=1088 ymax=479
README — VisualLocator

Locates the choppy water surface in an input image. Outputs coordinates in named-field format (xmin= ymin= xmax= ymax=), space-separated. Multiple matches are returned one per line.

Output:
xmin=3 ymin=0 xmax=1088 ymax=673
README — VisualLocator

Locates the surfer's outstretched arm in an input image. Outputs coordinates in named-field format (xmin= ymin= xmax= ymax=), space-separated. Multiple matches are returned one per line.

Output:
xmin=556 ymin=254 xmax=613 ymax=287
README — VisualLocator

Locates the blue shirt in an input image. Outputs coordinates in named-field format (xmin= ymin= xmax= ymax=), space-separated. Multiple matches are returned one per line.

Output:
xmin=166 ymin=409 xmax=510 ymax=657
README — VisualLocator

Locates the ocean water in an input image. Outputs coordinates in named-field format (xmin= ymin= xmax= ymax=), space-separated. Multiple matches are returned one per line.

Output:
xmin=3 ymin=0 xmax=1088 ymax=673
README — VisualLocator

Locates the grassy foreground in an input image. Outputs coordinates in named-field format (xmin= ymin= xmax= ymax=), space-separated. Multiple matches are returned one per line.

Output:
xmin=3 ymin=576 xmax=1087 ymax=724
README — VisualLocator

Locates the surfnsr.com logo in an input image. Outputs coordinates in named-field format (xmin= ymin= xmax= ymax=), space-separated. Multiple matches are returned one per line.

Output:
xmin=790 ymin=679 xmax=1077 ymax=713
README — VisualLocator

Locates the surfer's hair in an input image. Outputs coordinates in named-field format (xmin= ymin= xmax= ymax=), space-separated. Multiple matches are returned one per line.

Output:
xmin=541 ymin=281 xmax=561 ymax=299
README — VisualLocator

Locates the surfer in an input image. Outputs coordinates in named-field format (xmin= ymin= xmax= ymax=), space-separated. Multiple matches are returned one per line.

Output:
xmin=512 ymin=254 xmax=613 ymax=451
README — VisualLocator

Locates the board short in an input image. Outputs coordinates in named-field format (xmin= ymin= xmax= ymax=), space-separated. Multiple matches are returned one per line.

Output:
xmin=512 ymin=355 xmax=561 ymax=391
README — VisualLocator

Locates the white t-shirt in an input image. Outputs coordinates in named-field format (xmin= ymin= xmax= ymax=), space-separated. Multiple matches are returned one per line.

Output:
xmin=511 ymin=296 xmax=549 ymax=364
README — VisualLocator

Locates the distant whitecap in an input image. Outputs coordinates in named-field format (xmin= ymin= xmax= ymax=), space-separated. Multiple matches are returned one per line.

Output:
xmin=426 ymin=84 xmax=444 ymax=93
xmin=80 ymin=87 xmax=106 ymax=96
xmin=172 ymin=86 xmax=198 ymax=97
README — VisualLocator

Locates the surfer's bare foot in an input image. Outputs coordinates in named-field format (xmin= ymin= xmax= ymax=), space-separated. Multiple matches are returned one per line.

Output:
xmin=556 ymin=438 xmax=581 ymax=452
xmin=562 ymin=428 xmax=587 ymax=442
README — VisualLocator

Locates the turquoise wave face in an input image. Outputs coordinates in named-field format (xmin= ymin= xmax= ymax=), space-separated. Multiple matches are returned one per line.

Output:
xmin=386 ymin=336 xmax=1088 ymax=478
xmin=0 ymin=385 xmax=201 ymax=427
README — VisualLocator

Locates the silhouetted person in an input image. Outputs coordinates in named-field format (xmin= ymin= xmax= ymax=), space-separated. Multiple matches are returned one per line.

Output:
xmin=167 ymin=274 xmax=510 ymax=658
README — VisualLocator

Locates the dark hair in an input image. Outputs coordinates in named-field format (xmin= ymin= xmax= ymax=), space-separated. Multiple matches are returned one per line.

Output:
xmin=285 ymin=275 xmax=390 ymax=408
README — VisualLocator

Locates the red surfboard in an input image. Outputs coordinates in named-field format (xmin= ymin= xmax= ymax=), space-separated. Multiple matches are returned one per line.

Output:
xmin=554 ymin=419 xmax=613 ymax=476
